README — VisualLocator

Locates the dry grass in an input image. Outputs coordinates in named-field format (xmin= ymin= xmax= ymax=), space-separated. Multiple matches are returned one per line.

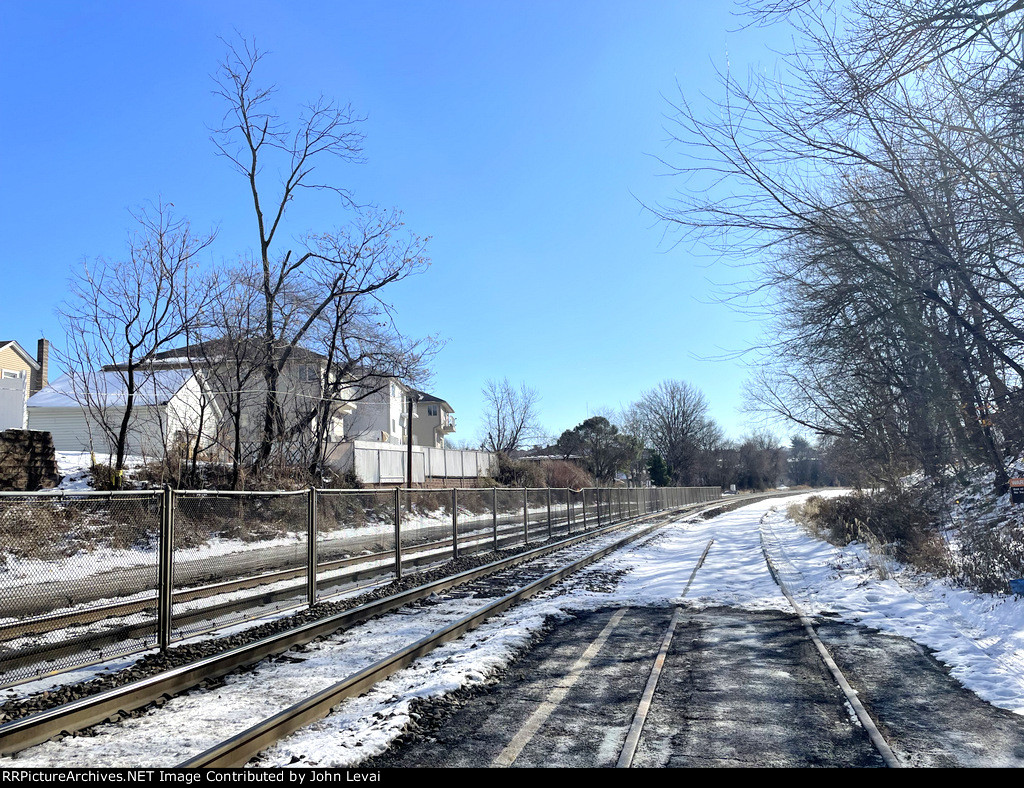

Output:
xmin=790 ymin=491 xmax=952 ymax=577
xmin=954 ymin=520 xmax=1024 ymax=593
xmin=0 ymin=498 xmax=158 ymax=563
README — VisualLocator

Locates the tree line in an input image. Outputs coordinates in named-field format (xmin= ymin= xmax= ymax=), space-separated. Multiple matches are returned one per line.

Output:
xmin=480 ymin=376 xmax=841 ymax=490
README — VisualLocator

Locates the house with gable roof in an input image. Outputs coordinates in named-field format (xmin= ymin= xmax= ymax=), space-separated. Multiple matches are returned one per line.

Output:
xmin=342 ymin=378 xmax=455 ymax=449
xmin=27 ymin=367 xmax=220 ymax=459
xmin=0 ymin=339 xmax=49 ymax=430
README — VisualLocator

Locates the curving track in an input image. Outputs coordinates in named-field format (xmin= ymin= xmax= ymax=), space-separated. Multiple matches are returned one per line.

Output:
xmin=2 ymin=494 xmax=753 ymax=764
xmin=6 ymin=491 xmax=964 ymax=769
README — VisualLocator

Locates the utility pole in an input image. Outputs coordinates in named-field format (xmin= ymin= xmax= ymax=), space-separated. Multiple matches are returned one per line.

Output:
xmin=406 ymin=392 xmax=415 ymax=489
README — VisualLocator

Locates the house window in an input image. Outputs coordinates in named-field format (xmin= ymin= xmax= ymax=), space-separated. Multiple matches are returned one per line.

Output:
xmin=427 ymin=404 xmax=438 ymax=417
xmin=298 ymin=365 xmax=320 ymax=383
xmin=1 ymin=370 xmax=18 ymax=379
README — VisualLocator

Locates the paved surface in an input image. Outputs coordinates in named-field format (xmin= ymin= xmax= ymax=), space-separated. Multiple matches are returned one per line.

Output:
xmin=816 ymin=619 xmax=1024 ymax=767
xmin=364 ymin=605 xmax=1024 ymax=767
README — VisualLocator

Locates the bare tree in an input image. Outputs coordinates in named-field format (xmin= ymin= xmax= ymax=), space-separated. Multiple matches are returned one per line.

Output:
xmin=658 ymin=0 xmax=1024 ymax=490
xmin=737 ymin=432 xmax=786 ymax=490
xmin=59 ymin=203 xmax=215 ymax=485
xmin=178 ymin=262 xmax=267 ymax=489
xmin=212 ymin=38 xmax=434 ymax=474
xmin=618 ymin=404 xmax=654 ymax=486
xmin=631 ymin=380 xmax=722 ymax=485
xmin=281 ymin=211 xmax=437 ymax=477
xmin=480 ymin=378 xmax=543 ymax=454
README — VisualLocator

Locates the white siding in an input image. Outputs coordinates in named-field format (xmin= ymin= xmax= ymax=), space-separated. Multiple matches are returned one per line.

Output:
xmin=343 ymin=389 xmax=392 ymax=443
xmin=28 ymin=404 xmax=170 ymax=458
xmin=165 ymin=374 xmax=221 ymax=451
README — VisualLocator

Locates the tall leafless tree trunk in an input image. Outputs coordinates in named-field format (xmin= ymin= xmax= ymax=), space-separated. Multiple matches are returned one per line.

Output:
xmin=212 ymin=38 xmax=434 ymax=478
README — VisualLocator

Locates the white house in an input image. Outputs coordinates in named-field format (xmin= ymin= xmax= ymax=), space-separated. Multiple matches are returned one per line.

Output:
xmin=0 ymin=339 xmax=48 ymax=430
xmin=27 ymin=368 xmax=221 ymax=459
xmin=343 ymin=379 xmax=455 ymax=449
xmin=335 ymin=378 xmax=493 ymax=484
xmin=411 ymin=391 xmax=456 ymax=449
xmin=144 ymin=341 xmax=358 ymax=463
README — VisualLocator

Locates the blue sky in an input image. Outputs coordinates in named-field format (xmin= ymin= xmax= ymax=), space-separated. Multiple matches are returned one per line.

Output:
xmin=0 ymin=1 xmax=792 ymax=445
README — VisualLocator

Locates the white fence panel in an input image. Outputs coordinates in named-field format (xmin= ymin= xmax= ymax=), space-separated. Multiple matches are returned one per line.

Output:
xmin=332 ymin=440 xmax=495 ymax=482
xmin=0 ymin=375 xmax=28 ymax=430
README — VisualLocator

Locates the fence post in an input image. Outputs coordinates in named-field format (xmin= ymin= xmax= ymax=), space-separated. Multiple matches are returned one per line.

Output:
xmin=452 ymin=488 xmax=459 ymax=560
xmin=547 ymin=488 xmax=552 ymax=540
xmin=492 ymin=487 xmax=498 ymax=552
xmin=596 ymin=488 xmax=602 ymax=528
xmin=157 ymin=485 xmax=174 ymax=653
xmin=394 ymin=487 xmax=403 ymax=580
xmin=523 ymin=487 xmax=529 ymax=545
xmin=582 ymin=490 xmax=587 ymax=531
xmin=307 ymin=487 xmax=318 ymax=606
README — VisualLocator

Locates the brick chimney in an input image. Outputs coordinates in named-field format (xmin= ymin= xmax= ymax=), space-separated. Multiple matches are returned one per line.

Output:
xmin=32 ymin=339 xmax=49 ymax=395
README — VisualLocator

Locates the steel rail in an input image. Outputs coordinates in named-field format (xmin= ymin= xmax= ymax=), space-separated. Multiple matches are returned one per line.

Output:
xmin=2 ymin=503 xmax=593 ymax=638
xmin=0 ymin=512 xmax=583 ymax=643
xmin=0 ymin=490 xmax=795 ymax=681
xmin=178 ymin=518 xmax=670 ymax=767
xmin=0 ymin=500 xmax=704 ymax=757
xmin=615 ymin=537 xmax=715 ymax=769
xmin=759 ymin=530 xmax=902 ymax=768
xmin=1 ymin=519 xmax=565 ymax=674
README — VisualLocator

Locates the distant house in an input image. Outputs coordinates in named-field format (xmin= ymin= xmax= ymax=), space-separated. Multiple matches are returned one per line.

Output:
xmin=26 ymin=368 xmax=220 ymax=458
xmin=26 ymin=337 xmax=483 ymax=482
xmin=411 ymin=390 xmax=456 ymax=449
xmin=334 ymin=378 xmax=492 ymax=485
xmin=145 ymin=341 xmax=357 ymax=461
xmin=343 ymin=378 xmax=455 ymax=449
xmin=0 ymin=339 xmax=49 ymax=430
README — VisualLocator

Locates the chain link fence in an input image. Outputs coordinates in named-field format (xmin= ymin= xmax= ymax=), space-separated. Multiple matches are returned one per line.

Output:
xmin=0 ymin=484 xmax=720 ymax=687
xmin=317 ymin=489 xmax=397 ymax=596
xmin=0 ymin=490 xmax=162 ymax=687
xmin=170 ymin=491 xmax=308 ymax=642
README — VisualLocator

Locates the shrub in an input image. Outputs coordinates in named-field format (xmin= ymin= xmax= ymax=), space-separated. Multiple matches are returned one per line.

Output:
xmin=89 ymin=462 xmax=132 ymax=491
xmin=494 ymin=453 xmax=546 ymax=488
xmin=795 ymin=489 xmax=951 ymax=574
xmin=955 ymin=521 xmax=1024 ymax=593
xmin=539 ymin=459 xmax=594 ymax=489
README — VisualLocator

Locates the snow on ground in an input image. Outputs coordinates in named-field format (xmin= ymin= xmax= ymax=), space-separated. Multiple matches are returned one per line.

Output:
xmin=760 ymin=503 xmax=1024 ymax=713
xmin=258 ymin=491 xmax=1024 ymax=767
xmin=0 ymin=524 xmax=645 ymax=768
xmin=9 ymin=491 xmax=1024 ymax=768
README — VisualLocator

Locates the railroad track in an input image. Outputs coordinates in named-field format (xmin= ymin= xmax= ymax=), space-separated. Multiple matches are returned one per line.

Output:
xmin=338 ymin=494 xmax=902 ymax=769
xmin=471 ymin=521 xmax=897 ymax=769
xmin=177 ymin=493 xmax=806 ymax=767
xmin=758 ymin=522 xmax=902 ymax=768
xmin=0 ymin=514 xmax=592 ymax=681
xmin=2 ymin=494 xmax=747 ymax=760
